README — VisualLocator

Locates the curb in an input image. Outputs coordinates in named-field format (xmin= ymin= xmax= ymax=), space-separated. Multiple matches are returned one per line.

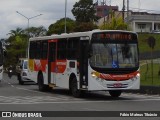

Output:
xmin=126 ymin=86 xmax=160 ymax=95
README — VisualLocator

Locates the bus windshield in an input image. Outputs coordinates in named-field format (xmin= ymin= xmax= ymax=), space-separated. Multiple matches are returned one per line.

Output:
xmin=89 ymin=42 xmax=138 ymax=69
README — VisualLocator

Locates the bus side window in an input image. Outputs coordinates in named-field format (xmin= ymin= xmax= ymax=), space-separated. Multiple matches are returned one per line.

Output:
xmin=29 ymin=41 xmax=36 ymax=59
xmin=36 ymin=41 xmax=41 ymax=59
xmin=57 ymin=39 xmax=67 ymax=60
xmin=42 ymin=42 xmax=48 ymax=59
xmin=67 ymin=37 xmax=79 ymax=60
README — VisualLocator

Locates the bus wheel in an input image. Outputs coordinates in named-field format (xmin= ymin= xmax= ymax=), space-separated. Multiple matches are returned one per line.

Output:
xmin=71 ymin=78 xmax=82 ymax=98
xmin=38 ymin=74 xmax=47 ymax=92
xmin=109 ymin=90 xmax=122 ymax=97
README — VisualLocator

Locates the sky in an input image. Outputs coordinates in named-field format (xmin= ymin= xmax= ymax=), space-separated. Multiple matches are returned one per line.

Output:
xmin=0 ymin=0 xmax=160 ymax=39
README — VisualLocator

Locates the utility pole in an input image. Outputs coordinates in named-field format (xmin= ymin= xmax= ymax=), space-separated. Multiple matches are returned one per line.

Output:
xmin=122 ymin=0 xmax=125 ymax=22
xmin=127 ymin=0 xmax=129 ymax=23
xmin=64 ymin=0 xmax=67 ymax=33
xmin=103 ymin=0 xmax=106 ymax=28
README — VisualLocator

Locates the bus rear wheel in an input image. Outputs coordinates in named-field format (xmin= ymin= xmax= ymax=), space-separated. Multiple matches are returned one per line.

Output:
xmin=38 ymin=74 xmax=47 ymax=92
xmin=71 ymin=78 xmax=82 ymax=98
xmin=109 ymin=90 xmax=122 ymax=97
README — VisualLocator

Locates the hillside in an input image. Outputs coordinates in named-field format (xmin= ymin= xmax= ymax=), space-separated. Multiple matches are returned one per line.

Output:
xmin=138 ymin=33 xmax=160 ymax=53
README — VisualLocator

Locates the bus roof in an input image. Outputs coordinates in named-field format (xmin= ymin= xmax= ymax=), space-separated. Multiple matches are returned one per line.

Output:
xmin=29 ymin=30 xmax=136 ymax=41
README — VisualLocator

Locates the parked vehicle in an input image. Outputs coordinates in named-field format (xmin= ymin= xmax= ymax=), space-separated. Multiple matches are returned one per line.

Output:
xmin=150 ymin=30 xmax=160 ymax=34
xmin=0 ymin=41 xmax=4 ymax=81
xmin=16 ymin=58 xmax=32 ymax=85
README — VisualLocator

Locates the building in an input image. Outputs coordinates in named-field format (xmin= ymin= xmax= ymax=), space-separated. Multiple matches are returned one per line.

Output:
xmin=96 ymin=10 xmax=128 ymax=27
xmin=128 ymin=12 xmax=160 ymax=33
xmin=97 ymin=10 xmax=160 ymax=33
xmin=95 ymin=5 xmax=118 ymax=18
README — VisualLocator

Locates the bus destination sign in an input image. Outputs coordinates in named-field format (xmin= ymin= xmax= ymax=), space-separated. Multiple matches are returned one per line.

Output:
xmin=92 ymin=32 xmax=137 ymax=41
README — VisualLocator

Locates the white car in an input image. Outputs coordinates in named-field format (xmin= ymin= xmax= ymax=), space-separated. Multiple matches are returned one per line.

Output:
xmin=16 ymin=59 xmax=33 ymax=85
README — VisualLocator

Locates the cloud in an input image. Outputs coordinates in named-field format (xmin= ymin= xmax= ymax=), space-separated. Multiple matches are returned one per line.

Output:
xmin=0 ymin=0 xmax=79 ymax=38
xmin=0 ymin=0 xmax=160 ymax=38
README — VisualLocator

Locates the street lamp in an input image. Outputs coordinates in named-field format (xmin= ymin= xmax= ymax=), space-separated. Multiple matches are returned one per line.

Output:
xmin=16 ymin=11 xmax=42 ymax=36
xmin=16 ymin=11 xmax=42 ymax=57
xmin=65 ymin=0 xmax=67 ymax=33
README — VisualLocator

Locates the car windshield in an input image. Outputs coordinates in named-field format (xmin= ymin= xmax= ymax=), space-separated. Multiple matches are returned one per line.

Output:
xmin=23 ymin=61 xmax=28 ymax=69
xmin=89 ymin=43 xmax=139 ymax=69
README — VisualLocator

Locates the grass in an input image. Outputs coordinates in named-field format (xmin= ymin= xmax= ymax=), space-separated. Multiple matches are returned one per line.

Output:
xmin=138 ymin=33 xmax=160 ymax=86
xmin=140 ymin=62 xmax=160 ymax=86
xmin=138 ymin=33 xmax=160 ymax=53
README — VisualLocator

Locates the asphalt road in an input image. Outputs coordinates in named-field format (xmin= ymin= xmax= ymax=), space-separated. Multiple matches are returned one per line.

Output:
xmin=0 ymin=73 xmax=160 ymax=120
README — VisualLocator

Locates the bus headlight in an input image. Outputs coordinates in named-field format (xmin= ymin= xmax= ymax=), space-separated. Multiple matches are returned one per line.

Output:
xmin=137 ymin=73 xmax=140 ymax=77
xmin=91 ymin=71 xmax=100 ymax=78
xmin=91 ymin=72 xmax=96 ymax=77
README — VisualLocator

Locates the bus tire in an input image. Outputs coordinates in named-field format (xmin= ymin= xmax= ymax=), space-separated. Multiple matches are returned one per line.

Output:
xmin=71 ymin=78 xmax=82 ymax=98
xmin=109 ymin=90 xmax=122 ymax=97
xmin=38 ymin=73 xmax=47 ymax=92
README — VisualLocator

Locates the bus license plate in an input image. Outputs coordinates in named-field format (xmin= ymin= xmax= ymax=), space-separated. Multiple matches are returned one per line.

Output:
xmin=113 ymin=83 xmax=122 ymax=88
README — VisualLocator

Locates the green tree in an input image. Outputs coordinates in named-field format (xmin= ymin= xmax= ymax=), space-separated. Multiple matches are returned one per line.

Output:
xmin=7 ymin=27 xmax=24 ymax=37
xmin=26 ymin=26 xmax=47 ymax=37
xmin=71 ymin=0 xmax=98 ymax=32
xmin=5 ymin=26 xmax=47 ymax=68
xmin=100 ymin=17 xmax=128 ymax=30
xmin=74 ymin=22 xmax=98 ymax=32
xmin=72 ymin=0 xmax=98 ymax=22
xmin=5 ymin=28 xmax=27 ymax=67
xmin=47 ymin=18 xmax=75 ymax=35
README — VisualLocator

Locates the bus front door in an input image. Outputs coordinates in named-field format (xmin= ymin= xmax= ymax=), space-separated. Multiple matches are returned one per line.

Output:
xmin=79 ymin=40 xmax=89 ymax=88
xmin=48 ymin=40 xmax=57 ymax=84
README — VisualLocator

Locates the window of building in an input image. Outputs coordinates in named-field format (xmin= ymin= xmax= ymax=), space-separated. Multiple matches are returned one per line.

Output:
xmin=138 ymin=24 xmax=146 ymax=29
xmin=158 ymin=24 xmax=160 ymax=30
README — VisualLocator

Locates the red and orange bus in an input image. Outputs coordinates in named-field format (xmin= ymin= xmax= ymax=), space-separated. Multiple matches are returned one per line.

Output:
xmin=28 ymin=30 xmax=140 ymax=97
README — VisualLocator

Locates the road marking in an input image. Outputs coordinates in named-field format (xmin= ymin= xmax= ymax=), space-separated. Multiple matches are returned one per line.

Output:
xmin=0 ymin=94 xmax=160 ymax=104
xmin=0 ymin=98 xmax=160 ymax=104
xmin=123 ymin=93 xmax=160 ymax=99
xmin=14 ymin=87 xmax=78 ymax=100
xmin=7 ymin=82 xmax=15 ymax=87
xmin=3 ymin=80 xmax=160 ymax=104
